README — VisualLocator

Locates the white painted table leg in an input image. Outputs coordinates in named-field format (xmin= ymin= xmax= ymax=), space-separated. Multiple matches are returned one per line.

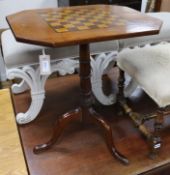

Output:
xmin=7 ymin=58 xmax=79 ymax=124
xmin=12 ymin=80 xmax=29 ymax=94
xmin=7 ymin=66 xmax=47 ymax=124
xmin=91 ymin=52 xmax=118 ymax=105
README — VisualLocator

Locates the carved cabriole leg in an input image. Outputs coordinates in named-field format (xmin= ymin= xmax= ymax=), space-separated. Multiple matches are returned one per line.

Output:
xmin=88 ymin=107 xmax=129 ymax=164
xmin=33 ymin=108 xmax=82 ymax=153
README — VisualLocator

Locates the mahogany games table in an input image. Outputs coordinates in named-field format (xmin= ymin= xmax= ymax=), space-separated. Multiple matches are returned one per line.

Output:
xmin=7 ymin=5 xmax=162 ymax=164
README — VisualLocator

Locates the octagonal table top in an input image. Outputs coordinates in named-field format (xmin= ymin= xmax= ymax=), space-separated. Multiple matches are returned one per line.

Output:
xmin=7 ymin=5 xmax=162 ymax=47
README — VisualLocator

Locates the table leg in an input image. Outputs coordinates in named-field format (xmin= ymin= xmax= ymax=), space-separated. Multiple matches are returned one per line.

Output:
xmin=33 ymin=44 xmax=129 ymax=165
xmin=79 ymin=44 xmax=128 ymax=164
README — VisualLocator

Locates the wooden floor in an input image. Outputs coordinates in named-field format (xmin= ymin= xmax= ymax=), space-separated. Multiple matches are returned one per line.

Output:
xmin=12 ymin=74 xmax=170 ymax=175
xmin=0 ymin=89 xmax=28 ymax=175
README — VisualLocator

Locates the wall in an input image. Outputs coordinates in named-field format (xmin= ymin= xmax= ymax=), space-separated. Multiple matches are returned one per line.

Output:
xmin=58 ymin=0 xmax=69 ymax=6
xmin=160 ymin=0 xmax=170 ymax=11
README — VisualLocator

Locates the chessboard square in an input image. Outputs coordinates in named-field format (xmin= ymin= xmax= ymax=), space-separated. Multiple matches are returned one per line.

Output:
xmin=50 ymin=22 xmax=61 ymax=26
xmin=78 ymin=17 xmax=86 ymax=20
xmin=73 ymin=18 xmax=82 ymax=22
xmin=95 ymin=15 xmax=103 ymax=19
xmin=64 ymin=16 xmax=71 ymax=20
xmin=105 ymin=19 xmax=113 ymax=22
xmin=62 ymin=10 xmax=70 ymax=14
xmin=84 ymin=22 xmax=94 ymax=26
xmin=71 ymin=21 xmax=81 ymax=24
xmin=64 ymin=24 xmax=75 ymax=28
xmin=59 ymin=19 xmax=68 ymax=22
xmin=97 ymin=24 xmax=108 ymax=28
xmin=77 ymin=26 xmax=89 ymax=30
xmin=64 ymin=9 xmax=72 ymax=13
xmin=85 ymin=12 xmax=94 ymax=16
xmin=55 ymin=28 xmax=69 ymax=33
xmin=103 ymin=21 xmax=113 ymax=25
xmin=89 ymin=19 xmax=97 ymax=23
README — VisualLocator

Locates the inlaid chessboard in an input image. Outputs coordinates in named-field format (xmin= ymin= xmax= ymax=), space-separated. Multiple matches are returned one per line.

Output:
xmin=39 ymin=7 xmax=127 ymax=33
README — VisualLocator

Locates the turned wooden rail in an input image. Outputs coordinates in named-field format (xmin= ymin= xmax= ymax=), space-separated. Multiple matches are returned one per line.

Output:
xmin=155 ymin=0 xmax=162 ymax=11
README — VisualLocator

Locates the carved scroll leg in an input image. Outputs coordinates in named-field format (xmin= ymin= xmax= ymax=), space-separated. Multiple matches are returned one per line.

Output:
xmin=88 ymin=107 xmax=129 ymax=165
xmin=149 ymin=108 xmax=164 ymax=158
xmin=11 ymin=79 xmax=29 ymax=94
xmin=16 ymin=91 xmax=45 ymax=124
xmin=90 ymin=52 xmax=118 ymax=105
xmin=7 ymin=66 xmax=47 ymax=124
xmin=33 ymin=108 xmax=81 ymax=154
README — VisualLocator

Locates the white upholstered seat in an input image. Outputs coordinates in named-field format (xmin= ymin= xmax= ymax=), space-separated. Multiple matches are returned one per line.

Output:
xmin=117 ymin=43 xmax=170 ymax=107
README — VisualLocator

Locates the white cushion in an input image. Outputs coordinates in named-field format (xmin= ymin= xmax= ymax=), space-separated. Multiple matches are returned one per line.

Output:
xmin=119 ymin=12 xmax=170 ymax=48
xmin=1 ymin=30 xmax=119 ymax=68
xmin=117 ymin=43 xmax=170 ymax=107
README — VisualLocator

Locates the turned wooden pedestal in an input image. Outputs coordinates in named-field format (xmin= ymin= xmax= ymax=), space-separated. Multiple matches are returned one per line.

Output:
xmin=33 ymin=44 xmax=128 ymax=164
